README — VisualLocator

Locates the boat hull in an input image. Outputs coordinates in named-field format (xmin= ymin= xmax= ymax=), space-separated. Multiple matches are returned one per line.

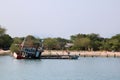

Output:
xmin=13 ymin=52 xmax=42 ymax=59
xmin=13 ymin=52 xmax=24 ymax=59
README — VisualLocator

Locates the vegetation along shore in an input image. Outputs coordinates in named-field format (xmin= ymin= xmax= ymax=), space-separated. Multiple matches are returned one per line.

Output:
xmin=0 ymin=26 xmax=120 ymax=57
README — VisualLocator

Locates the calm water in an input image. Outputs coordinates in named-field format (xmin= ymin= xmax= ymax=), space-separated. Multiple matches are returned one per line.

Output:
xmin=0 ymin=55 xmax=120 ymax=80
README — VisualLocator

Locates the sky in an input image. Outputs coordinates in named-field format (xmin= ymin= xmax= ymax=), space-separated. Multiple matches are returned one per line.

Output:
xmin=0 ymin=0 xmax=120 ymax=39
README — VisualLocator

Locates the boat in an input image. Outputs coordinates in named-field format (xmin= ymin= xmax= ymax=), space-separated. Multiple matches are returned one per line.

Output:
xmin=13 ymin=38 xmax=44 ymax=59
xmin=13 ymin=47 xmax=43 ymax=59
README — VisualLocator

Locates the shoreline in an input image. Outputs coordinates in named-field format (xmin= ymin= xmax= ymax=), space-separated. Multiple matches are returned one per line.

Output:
xmin=42 ymin=50 xmax=120 ymax=57
xmin=0 ymin=50 xmax=120 ymax=57
xmin=0 ymin=50 xmax=11 ymax=55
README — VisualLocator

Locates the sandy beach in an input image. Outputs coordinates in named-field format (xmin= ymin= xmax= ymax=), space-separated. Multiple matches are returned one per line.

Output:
xmin=0 ymin=49 xmax=120 ymax=57
xmin=0 ymin=50 xmax=11 ymax=55
xmin=42 ymin=50 xmax=120 ymax=57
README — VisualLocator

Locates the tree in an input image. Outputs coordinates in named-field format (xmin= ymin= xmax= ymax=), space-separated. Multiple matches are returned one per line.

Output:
xmin=70 ymin=33 xmax=105 ymax=51
xmin=12 ymin=37 xmax=23 ymax=44
xmin=55 ymin=37 xmax=69 ymax=50
xmin=71 ymin=34 xmax=91 ymax=50
xmin=101 ymin=34 xmax=120 ymax=51
xmin=1 ymin=34 xmax=13 ymax=50
xmin=0 ymin=26 xmax=6 ymax=48
xmin=87 ymin=33 xmax=104 ymax=50
xmin=111 ymin=34 xmax=120 ymax=51
xmin=10 ymin=35 xmax=41 ymax=52
xmin=111 ymin=34 xmax=120 ymax=41
xmin=10 ymin=44 xmax=20 ymax=53
xmin=0 ymin=26 xmax=6 ymax=36
xmin=0 ymin=38 xmax=4 ymax=48
xmin=71 ymin=34 xmax=87 ymax=42
xmin=43 ymin=38 xmax=59 ymax=50
xmin=72 ymin=37 xmax=91 ymax=50
xmin=25 ymin=35 xmax=40 ymax=47
xmin=10 ymin=37 xmax=22 ymax=53
xmin=0 ymin=26 xmax=13 ymax=50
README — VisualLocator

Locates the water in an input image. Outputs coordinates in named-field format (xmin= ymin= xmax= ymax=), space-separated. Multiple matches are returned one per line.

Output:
xmin=0 ymin=55 xmax=120 ymax=80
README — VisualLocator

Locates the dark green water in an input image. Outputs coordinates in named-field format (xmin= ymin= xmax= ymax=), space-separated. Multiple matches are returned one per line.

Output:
xmin=0 ymin=55 xmax=120 ymax=80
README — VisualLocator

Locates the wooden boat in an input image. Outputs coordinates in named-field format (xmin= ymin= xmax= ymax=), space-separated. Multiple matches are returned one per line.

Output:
xmin=13 ymin=52 xmax=24 ymax=59
xmin=13 ymin=47 xmax=43 ymax=59
xmin=13 ymin=37 xmax=43 ymax=59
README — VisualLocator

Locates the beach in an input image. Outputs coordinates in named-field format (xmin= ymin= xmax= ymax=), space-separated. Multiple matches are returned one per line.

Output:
xmin=0 ymin=50 xmax=10 ymax=55
xmin=0 ymin=50 xmax=120 ymax=57
xmin=42 ymin=50 xmax=120 ymax=57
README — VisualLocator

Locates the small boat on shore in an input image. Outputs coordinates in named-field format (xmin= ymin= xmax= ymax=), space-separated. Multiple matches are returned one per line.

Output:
xmin=13 ymin=37 xmax=44 ymax=59
xmin=13 ymin=47 xmax=43 ymax=59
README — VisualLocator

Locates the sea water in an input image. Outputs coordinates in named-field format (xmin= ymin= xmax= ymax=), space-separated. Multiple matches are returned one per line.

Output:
xmin=0 ymin=55 xmax=120 ymax=80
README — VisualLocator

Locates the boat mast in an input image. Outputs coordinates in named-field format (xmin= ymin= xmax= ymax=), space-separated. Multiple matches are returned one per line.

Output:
xmin=21 ymin=37 xmax=26 ymax=50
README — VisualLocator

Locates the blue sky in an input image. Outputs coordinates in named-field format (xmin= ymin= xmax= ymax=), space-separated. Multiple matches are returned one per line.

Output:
xmin=0 ymin=0 xmax=120 ymax=39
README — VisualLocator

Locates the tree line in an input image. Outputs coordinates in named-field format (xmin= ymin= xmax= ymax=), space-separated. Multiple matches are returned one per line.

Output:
xmin=70 ymin=33 xmax=120 ymax=51
xmin=0 ymin=26 xmax=13 ymax=50
xmin=0 ymin=27 xmax=120 ymax=51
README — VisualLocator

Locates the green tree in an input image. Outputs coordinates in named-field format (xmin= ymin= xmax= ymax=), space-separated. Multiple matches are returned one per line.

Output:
xmin=70 ymin=33 xmax=104 ymax=51
xmin=10 ymin=35 xmax=41 ymax=52
xmin=13 ymin=37 xmax=23 ymax=44
xmin=10 ymin=44 xmax=20 ymax=53
xmin=0 ymin=38 xmax=4 ymax=48
xmin=43 ymin=38 xmax=58 ymax=50
xmin=0 ymin=26 xmax=6 ymax=48
xmin=1 ymin=34 xmax=13 ymax=49
xmin=55 ymin=37 xmax=69 ymax=50
xmin=10 ymin=37 xmax=22 ymax=53
xmin=0 ymin=26 xmax=6 ymax=36
xmin=71 ymin=34 xmax=87 ymax=42
xmin=72 ymin=37 xmax=91 ymax=50
xmin=0 ymin=26 xmax=13 ymax=50
xmin=106 ymin=39 xmax=120 ymax=51
xmin=102 ymin=34 xmax=120 ymax=51
xmin=112 ymin=34 xmax=120 ymax=40
xmin=25 ymin=35 xmax=40 ymax=47
xmin=87 ymin=33 xmax=104 ymax=50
